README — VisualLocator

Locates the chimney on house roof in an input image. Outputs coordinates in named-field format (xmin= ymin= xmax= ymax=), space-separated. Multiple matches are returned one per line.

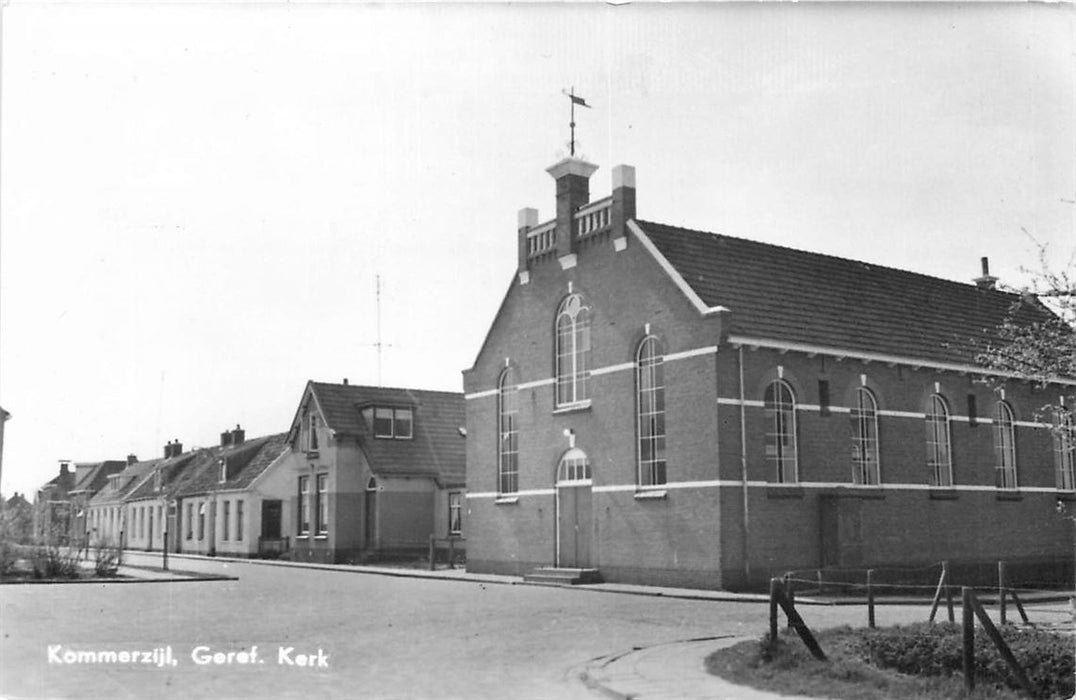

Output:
xmin=974 ymin=257 xmax=998 ymax=290
xmin=220 ymin=429 xmax=233 ymax=447
xmin=343 ymin=378 xmax=349 ymax=385
xmin=127 ymin=453 xmax=138 ymax=466
xmin=59 ymin=461 xmax=70 ymax=476
xmin=231 ymin=424 xmax=245 ymax=446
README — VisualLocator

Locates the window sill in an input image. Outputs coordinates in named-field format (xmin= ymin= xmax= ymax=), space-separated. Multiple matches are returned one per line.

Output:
xmin=842 ymin=487 xmax=886 ymax=499
xmin=928 ymin=488 xmax=958 ymax=500
xmin=553 ymin=400 xmax=592 ymax=415
xmin=1056 ymin=490 xmax=1076 ymax=502
xmin=766 ymin=485 xmax=804 ymax=499
xmin=995 ymin=490 xmax=1022 ymax=501
xmin=305 ymin=451 xmax=319 ymax=460
xmin=314 ymin=534 xmax=328 ymax=540
xmin=296 ymin=534 xmax=310 ymax=540
xmin=494 ymin=497 xmax=519 ymax=505
xmin=634 ymin=489 xmax=667 ymax=500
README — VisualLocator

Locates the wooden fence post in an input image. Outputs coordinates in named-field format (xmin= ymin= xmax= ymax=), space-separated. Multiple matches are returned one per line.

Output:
xmin=998 ymin=560 xmax=1007 ymax=625
xmin=784 ymin=574 xmax=795 ymax=630
xmin=929 ymin=562 xmax=947 ymax=623
xmin=866 ymin=569 xmax=876 ymax=629
xmin=769 ymin=578 xmax=780 ymax=642
xmin=944 ymin=561 xmax=955 ymax=623
xmin=969 ymin=587 xmax=1036 ymax=696
xmin=962 ymin=587 xmax=975 ymax=692
xmin=428 ymin=534 xmax=435 ymax=571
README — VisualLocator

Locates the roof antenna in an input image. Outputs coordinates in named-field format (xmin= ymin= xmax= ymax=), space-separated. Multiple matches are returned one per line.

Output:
xmin=562 ymin=87 xmax=591 ymax=158
xmin=372 ymin=274 xmax=393 ymax=387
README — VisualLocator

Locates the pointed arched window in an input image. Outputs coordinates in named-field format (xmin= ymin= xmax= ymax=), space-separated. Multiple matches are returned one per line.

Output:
xmin=497 ymin=368 xmax=519 ymax=495
xmin=851 ymin=388 xmax=880 ymax=485
xmin=925 ymin=394 xmax=953 ymax=487
xmin=1054 ymin=409 xmax=1075 ymax=491
xmin=764 ymin=380 xmax=798 ymax=483
xmin=555 ymin=294 xmax=591 ymax=407
xmin=994 ymin=401 xmax=1017 ymax=489
xmin=636 ymin=336 xmax=666 ymax=486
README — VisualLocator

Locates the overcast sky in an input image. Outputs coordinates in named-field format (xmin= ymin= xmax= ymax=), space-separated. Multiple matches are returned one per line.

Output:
xmin=1 ymin=2 xmax=1073 ymax=498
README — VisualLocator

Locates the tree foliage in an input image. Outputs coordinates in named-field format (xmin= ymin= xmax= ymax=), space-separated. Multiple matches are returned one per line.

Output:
xmin=976 ymin=237 xmax=1076 ymax=419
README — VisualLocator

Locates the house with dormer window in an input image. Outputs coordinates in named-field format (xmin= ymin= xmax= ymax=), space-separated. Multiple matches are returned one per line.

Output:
xmin=462 ymin=156 xmax=1075 ymax=591
xmin=284 ymin=381 xmax=465 ymax=564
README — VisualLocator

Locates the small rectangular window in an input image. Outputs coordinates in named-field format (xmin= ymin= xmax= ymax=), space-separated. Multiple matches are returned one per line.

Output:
xmin=394 ymin=408 xmax=413 ymax=439
xmin=967 ymin=394 xmax=978 ymax=426
xmin=186 ymin=503 xmax=193 ymax=540
xmin=298 ymin=476 xmax=310 ymax=535
xmin=818 ymin=380 xmax=830 ymax=417
xmin=222 ymin=500 xmax=230 ymax=541
xmin=198 ymin=502 xmax=206 ymax=540
xmin=316 ymin=474 xmax=328 ymax=535
xmin=374 ymin=408 xmax=394 ymax=438
xmin=448 ymin=492 xmax=462 ymax=536
xmin=236 ymin=500 xmax=244 ymax=541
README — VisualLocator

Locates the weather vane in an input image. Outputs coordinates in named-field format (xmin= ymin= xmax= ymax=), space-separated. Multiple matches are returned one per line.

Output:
xmin=562 ymin=87 xmax=591 ymax=157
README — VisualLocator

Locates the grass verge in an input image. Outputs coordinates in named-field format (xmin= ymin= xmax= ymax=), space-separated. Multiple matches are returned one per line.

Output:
xmin=706 ymin=624 xmax=1074 ymax=699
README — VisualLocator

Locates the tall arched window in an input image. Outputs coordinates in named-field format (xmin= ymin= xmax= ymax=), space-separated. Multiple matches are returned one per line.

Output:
xmin=851 ymin=387 xmax=880 ymax=485
xmin=764 ymin=380 xmax=798 ymax=483
xmin=555 ymin=294 xmax=591 ymax=407
xmin=925 ymin=394 xmax=953 ymax=487
xmin=636 ymin=336 xmax=666 ymax=487
xmin=497 ymin=368 xmax=519 ymax=495
xmin=1054 ymin=410 xmax=1075 ymax=491
xmin=994 ymin=401 xmax=1017 ymax=489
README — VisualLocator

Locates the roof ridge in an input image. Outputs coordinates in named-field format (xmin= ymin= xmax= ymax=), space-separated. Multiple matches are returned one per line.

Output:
xmin=309 ymin=381 xmax=462 ymax=396
xmin=636 ymin=219 xmax=1030 ymax=301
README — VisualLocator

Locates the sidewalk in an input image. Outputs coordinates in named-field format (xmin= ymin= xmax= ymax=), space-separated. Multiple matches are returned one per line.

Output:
xmin=578 ymin=636 xmax=821 ymax=700
xmin=135 ymin=551 xmax=785 ymax=604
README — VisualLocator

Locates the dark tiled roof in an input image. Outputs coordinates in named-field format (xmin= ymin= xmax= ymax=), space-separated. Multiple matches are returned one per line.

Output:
xmin=638 ymin=221 xmax=1057 ymax=366
xmin=89 ymin=459 xmax=161 ymax=505
xmin=308 ymin=382 xmax=465 ymax=485
xmin=70 ymin=461 xmax=126 ymax=496
xmin=126 ymin=451 xmax=202 ymax=502
xmin=174 ymin=433 xmax=289 ymax=497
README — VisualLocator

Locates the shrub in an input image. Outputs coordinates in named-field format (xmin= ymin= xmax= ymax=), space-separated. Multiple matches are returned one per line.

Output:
xmin=92 ymin=538 xmax=122 ymax=577
xmin=30 ymin=541 xmax=82 ymax=579
xmin=0 ymin=540 xmax=18 ymax=577
xmin=853 ymin=622 xmax=1074 ymax=699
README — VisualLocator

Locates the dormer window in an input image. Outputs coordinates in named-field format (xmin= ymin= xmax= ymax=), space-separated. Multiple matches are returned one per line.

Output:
xmin=373 ymin=407 xmax=413 ymax=440
xmin=154 ymin=470 xmax=162 ymax=492
xmin=219 ymin=459 xmax=227 ymax=484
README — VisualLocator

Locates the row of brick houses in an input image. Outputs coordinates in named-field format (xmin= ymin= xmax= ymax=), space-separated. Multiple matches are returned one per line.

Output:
xmin=462 ymin=157 xmax=1076 ymax=590
xmin=35 ymin=383 xmax=465 ymax=563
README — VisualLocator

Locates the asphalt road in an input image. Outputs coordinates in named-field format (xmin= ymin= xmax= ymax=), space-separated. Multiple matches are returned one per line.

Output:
xmin=1 ymin=555 xmax=1067 ymax=699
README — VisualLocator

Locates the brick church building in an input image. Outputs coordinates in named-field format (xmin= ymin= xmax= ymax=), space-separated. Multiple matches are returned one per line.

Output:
xmin=462 ymin=156 xmax=1075 ymax=591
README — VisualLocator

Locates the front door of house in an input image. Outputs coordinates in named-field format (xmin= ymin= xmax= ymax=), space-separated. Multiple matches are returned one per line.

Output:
xmin=261 ymin=500 xmax=282 ymax=539
xmin=556 ymin=448 xmax=592 ymax=568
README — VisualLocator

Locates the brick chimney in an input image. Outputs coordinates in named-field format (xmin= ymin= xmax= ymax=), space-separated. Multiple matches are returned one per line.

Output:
xmin=973 ymin=257 xmax=998 ymax=290
xmin=59 ymin=461 xmax=70 ymax=476
xmin=231 ymin=424 xmax=245 ymax=446
xmin=127 ymin=454 xmax=138 ymax=466
xmin=611 ymin=164 xmax=636 ymax=241
xmin=547 ymin=157 xmax=599 ymax=259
